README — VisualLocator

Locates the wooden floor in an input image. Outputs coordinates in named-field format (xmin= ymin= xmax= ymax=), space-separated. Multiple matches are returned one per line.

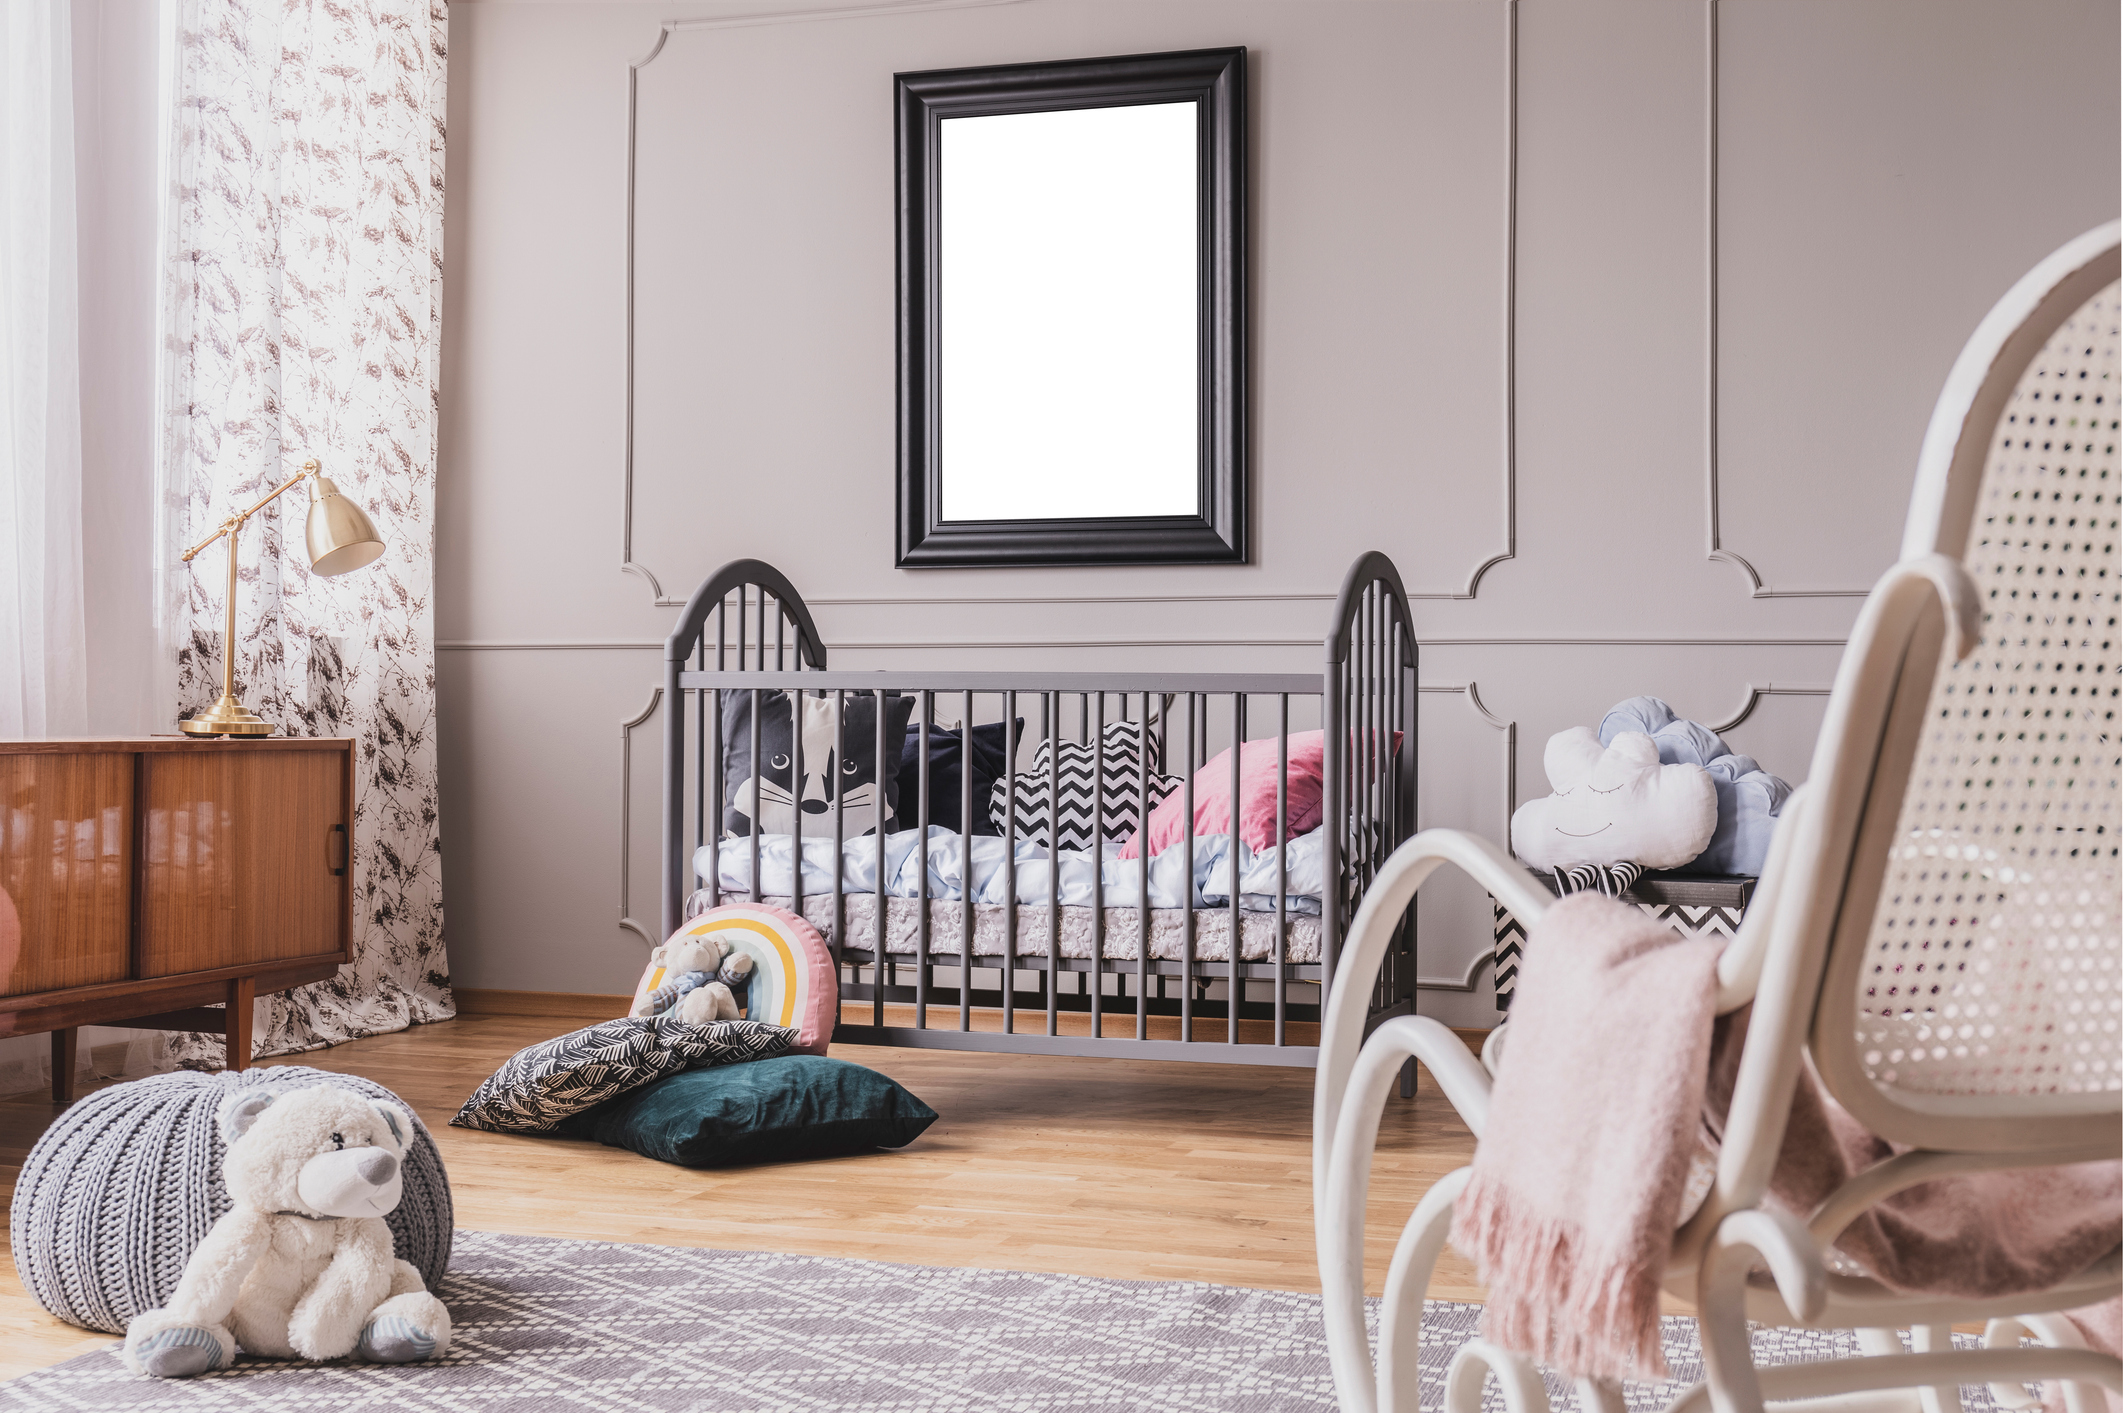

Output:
xmin=0 ymin=1005 xmax=1485 ymax=1383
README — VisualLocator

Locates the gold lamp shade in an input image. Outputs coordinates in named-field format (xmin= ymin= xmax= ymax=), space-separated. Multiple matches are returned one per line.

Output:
xmin=305 ymin=474 xmax=386 ymax=577
xmin=178 ymin=458 xmax=387 ymax=737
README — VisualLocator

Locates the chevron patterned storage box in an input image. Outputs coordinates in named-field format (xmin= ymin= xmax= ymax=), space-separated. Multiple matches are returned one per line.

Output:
xmin=9 ymin=1065 xmax=453 ymax=1334
xmin=1491 ymin=872 xmax=1755 ymax=1011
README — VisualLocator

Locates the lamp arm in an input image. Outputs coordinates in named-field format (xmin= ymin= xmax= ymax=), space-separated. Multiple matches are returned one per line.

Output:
xmin=180 ymin=460 xmax=323 ymax=563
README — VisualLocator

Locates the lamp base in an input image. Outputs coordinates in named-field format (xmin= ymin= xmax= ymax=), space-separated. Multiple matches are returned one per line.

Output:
xmin=179 ymin=694 xmax=277 ymax=738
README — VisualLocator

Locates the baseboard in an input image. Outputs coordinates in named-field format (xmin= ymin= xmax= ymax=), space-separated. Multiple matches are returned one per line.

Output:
xmin=451 ymin=989 xmax=630 ymax=1021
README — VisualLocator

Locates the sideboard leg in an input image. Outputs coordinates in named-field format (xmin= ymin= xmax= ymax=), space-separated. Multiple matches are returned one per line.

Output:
xmin=225 ymin=977 xmax=256 ymax=1072
xmin=50 ymin=1028 xmax=78 ymax=1104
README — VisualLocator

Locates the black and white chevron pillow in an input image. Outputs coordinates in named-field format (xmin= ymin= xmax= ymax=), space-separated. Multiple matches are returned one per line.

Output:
xmin=988 ymin=718 xmax=1184 ymax=852
xmin=449 ymin=1016 xmax=795 ymax=1135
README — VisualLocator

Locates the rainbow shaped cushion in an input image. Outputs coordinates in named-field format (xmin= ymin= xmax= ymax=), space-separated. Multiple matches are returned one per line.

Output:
xmin=631 ymin=904 xmax=835 ymax=1056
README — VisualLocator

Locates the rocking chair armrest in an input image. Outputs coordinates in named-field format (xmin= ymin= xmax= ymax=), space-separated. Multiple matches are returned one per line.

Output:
xmin=1392 ymin=828 xmax=1554 ymax=930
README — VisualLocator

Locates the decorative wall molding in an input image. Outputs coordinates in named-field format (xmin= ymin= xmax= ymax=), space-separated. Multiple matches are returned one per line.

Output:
xmin=668 ymin=0 xmax=1024 ymax=36
xmin=1417 ymin=950 xmax=1497 ymax=995
xmin=621 ymin=26 xmax=675 ymax=605
xmin=618 ymin=686 xmax=663 ymax=945
xmin=622 ymin=0 xmax=1029 ymax=609
xmin=806 ymin=592 xmax=1338 ymax=606
xmin=1408 ymin=0 xmax=1518 ymax=602
xmin=1701 ymin=0 xmax=1870 ymax=601
xmin=1708 ymin=680 xmax=1833 ymax=734
xmin=443 ymin=640 xmax=663 ymax=652
xmin=439 ymin=635 xmax=1849 ymax=653
xmin=1420 ymin=636 xmax=1844 ymax=648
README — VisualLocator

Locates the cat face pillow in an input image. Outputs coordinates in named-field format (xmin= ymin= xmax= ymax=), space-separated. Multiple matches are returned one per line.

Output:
xmin=1509 ymin=728 xmax=1716 ymax=871
xmin=721 ymin=691 xmax=916 ymax=838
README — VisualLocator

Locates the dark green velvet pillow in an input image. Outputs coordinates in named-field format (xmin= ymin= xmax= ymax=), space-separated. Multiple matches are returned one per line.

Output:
xmin=555 ymin=1055 xmax=937 ymax=1167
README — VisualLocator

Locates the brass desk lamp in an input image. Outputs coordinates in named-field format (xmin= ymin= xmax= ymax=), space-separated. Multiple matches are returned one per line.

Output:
xmin=179 ymin=459 xmax=386 ymax=737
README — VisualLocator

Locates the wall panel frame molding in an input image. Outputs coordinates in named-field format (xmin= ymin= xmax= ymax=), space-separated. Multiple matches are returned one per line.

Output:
xmin=437 ymin=634 xmax=1849 ymax=653
xmin=1408 ymin=0 xmax=1519 ymax=602
xmin=1709 ymin=680 xmax=1831 ymax=734
xmin=1700 ymin=0 xmax=1870 ymax=602
xmin=618 ymin=686 xmax=663 ymax=945
xmin=621 ymin=0 xmax=1525 ymax=605
xmin=620 ymin=0 xmax=1030 ymax=608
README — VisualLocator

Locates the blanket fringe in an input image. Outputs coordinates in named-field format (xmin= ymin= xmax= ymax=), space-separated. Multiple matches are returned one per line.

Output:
xmin=1453 ymin=1167 xmax=1673 ymax=1383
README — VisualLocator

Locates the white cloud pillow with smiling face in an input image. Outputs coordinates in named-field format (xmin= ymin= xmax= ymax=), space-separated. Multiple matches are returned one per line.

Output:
xmin=1509 ymin=728 xmax=1718 ymax=871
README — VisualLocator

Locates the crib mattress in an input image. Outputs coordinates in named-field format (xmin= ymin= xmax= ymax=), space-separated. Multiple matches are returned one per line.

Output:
xmin=694 ymin=890 xmax=1324 ymax=966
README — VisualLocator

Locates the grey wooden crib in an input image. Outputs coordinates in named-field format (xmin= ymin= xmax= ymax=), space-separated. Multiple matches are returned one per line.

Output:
xmin=660 ymin=552 xmax=1418 ymax=1071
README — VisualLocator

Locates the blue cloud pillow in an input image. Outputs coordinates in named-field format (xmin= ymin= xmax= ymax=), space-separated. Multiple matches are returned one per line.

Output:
xmin=1597 ymin=697 xmax=1792 ymax=876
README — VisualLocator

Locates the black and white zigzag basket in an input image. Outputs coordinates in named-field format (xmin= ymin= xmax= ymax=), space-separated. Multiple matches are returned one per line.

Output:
xmin=1491 ymin=870 xmax=1756 ymax=1011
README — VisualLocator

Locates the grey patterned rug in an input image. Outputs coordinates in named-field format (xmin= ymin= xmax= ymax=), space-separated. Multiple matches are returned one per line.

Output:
xmin=0 ymin=1230 xmax=1996 ymax=1412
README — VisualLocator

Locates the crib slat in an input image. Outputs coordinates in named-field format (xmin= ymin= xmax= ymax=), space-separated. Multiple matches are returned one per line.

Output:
xmin=961 ymin=689 xmax=973 ymax=1033
xmin=748 ymin=687 xmax=762 ymax=905
xmin=1045 ymin=691 xmax=1059 ymax=1038
xmin=831 ymin=688 xmax=845 ymax=967
xmin=1361 ymin=586 xmax=1375 ymax=930
xmin=1372 ymin=585 xmax=1387 ymax=1010
xmin=1229 ymin=692 xmax=1243 ymax=1046
xmin=1276 ymin=693 xmax=1288 ymax=1048
xmin=1322 ymin=650 xmax=1340 ymax=1004
xmin=1091 ymin=692 xmax=1105 ymax=1039
xmin=917 ymin=691 xmax=931 ymax=1030
xmin=792 ymin=656 xmax=804 ymax=923
xmin=874 ymin=689 xmax=887 ymax=1028
xmin=707 ymin=684 xmax=722 ymax=926
xmin=1181 ymin=691 xmax=1195 ymax=1043
xmin=1003 ymin=689 xmax=1018 ymax=1037
xmin=695 ymin=631 xmax=706 ymax=863
xmin=1137 ymin=691 xmax=1150 ymax=1041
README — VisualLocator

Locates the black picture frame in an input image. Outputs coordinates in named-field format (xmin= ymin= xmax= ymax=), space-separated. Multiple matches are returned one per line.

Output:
xmin=895 ymin=46 xmax=1248 ymax=569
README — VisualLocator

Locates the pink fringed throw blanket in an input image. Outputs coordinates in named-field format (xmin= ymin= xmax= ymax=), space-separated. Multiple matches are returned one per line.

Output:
xmin=1450 ymin=894 xmax=1723 ymax=1382
xmin=1454 ymin=893 xmax=2122 ymax=1385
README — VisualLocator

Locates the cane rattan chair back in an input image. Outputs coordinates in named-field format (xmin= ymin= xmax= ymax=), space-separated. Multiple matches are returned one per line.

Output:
xmin=1805 ymin=230 xmax=2121 ymax=1153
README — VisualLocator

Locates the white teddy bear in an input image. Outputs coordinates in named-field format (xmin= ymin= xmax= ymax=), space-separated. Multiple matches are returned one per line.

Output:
xmin=1509 ymin=728 xmax=1717 ymax=871
xmin=122 ymin=1085 xmax=451 ymax=1378
xmin=631 ymin=933 xmax=755 ymax=1024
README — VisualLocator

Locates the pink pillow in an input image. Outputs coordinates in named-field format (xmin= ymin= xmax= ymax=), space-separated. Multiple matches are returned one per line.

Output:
xmin=1120 ymin=731 xmax=1329 ymax=859
xmin=637 ymin=904 xmax=837 ymax=1056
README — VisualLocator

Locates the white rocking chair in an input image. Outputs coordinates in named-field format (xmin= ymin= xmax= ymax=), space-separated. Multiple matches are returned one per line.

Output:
xmin=1315 ymin=221 xmax=2123 ymax=1413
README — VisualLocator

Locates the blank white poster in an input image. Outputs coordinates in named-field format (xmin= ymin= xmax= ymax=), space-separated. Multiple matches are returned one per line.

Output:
xmin=939 ymin=102 xmax=1200 ymax=522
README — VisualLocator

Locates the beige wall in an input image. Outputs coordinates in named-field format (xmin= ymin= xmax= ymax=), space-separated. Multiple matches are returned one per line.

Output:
xmin=436 ymin=0 xmax=2119 ymax=1025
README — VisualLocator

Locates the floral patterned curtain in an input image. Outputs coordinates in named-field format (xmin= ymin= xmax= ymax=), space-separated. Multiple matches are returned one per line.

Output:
xmin=163 ymin=0 xmax=452 ymax=1060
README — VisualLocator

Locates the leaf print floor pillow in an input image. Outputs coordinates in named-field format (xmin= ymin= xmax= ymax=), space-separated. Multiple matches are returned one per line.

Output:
xmin=449 ymin=1017 xmax=795 ymax=1135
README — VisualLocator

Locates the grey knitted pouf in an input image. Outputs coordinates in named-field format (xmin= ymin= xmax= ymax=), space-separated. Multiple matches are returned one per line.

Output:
xmin=9 ymin=1065 xmax=453 ymax=1334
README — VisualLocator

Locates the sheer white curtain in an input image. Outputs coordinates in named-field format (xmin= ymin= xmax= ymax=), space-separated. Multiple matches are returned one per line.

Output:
xmin=0 ymin=0 xmax=89 ymax=740
xmin=0 ymin=0 xmax=171 ymax=1096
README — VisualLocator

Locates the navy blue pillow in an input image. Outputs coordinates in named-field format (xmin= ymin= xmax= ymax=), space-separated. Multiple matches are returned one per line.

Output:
xmin=897 ymin=719 xmax=1021 ymax=835
xmin=554 ymin=1055 xmax=937 ymax=1168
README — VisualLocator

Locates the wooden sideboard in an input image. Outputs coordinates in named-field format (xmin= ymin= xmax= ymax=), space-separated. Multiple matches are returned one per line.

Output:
xmin=0 ymin=738 xmax=353 ymax=1101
